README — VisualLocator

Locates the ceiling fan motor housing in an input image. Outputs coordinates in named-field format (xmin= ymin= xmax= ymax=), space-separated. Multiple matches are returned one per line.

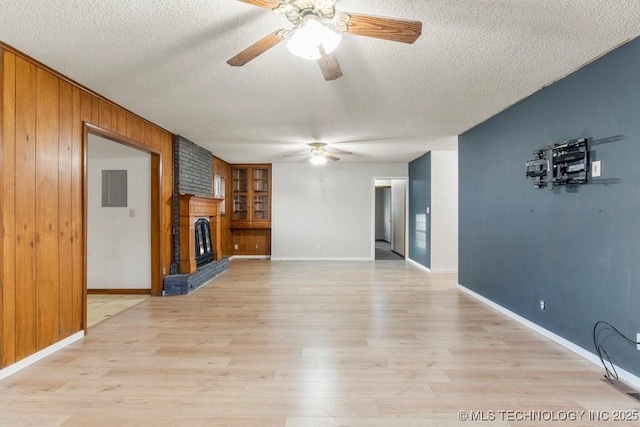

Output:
xmin=277 ymin=0 xmax=336 ymax=26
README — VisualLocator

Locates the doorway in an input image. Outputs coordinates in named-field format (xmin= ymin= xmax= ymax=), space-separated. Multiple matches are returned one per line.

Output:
xmin=374 ymin=178 xmax=406 ymax=260
xmin=84 ymin=125 xmax=162 ymax=330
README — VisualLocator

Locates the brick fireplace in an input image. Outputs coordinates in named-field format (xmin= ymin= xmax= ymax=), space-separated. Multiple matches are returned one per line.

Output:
xmin=164 ymin=135 xmax=229 ymax=296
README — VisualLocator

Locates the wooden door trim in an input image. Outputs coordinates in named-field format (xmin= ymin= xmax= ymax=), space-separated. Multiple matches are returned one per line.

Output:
xmin=82 ymin=124 xmax=163 ymax=332
xmin=0 ymin=47 xmax=5 ymax=364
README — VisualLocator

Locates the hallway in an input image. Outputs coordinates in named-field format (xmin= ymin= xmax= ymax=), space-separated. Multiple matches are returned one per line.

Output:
xmin=374 ymin=240 xmax=404 ymax=261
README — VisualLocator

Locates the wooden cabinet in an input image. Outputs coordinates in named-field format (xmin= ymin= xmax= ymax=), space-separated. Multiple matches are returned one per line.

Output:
xmin=232 ymin=229 xmax=271 ymax=256
xmin=231 ymin=165 xmax=271 ymax=228
xmin=230 ymin=165 xmax=271 ymax=255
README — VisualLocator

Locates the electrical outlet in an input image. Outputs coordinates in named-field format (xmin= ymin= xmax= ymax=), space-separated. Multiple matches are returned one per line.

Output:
xmin=637 ymin=333 xmax=640 ymax=350
xmin=162 ymin=267 xmax=166 ymax=275
xmin=255 ymin=244 xmax=259 ymax=249
xmin=539 ymin=299 xmax=546 ymax=311
xmin=316 ymin=245 xmax=321 ymax=252
xmin=234 ymin=244 xmax=238 ymax=250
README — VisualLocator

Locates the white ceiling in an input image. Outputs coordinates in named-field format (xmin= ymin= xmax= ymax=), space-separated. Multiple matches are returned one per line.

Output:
xmin=1 ymin=1 xmax=639 ymax=163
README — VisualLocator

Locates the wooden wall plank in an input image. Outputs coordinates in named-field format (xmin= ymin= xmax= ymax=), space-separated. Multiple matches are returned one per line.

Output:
xmin=35 ymin=67 xmax=60 ymax=349
xmin=91 ymin=96 xmax=99 ymax=127
xmin=0 ymin=48 xmax=3 ymax=366
xmin=80 ymin=90 xmax=91 ymax=123
xmin=58 ymin=80 xmax=73 ymax=338
xmin=162 ymin=132 xmax=173 ymax=272
xmin=98 ymin=99 xmax=111 ymax=131
xmin=116 ymin=109 xmax=126 ymax=137
xmin=151 ymin=156 xmax=161 ymax=295
xmin=142 ymin=121 xmax=154 ymax=149
xmin=111 ymin=107 xmax=118 ymax=135
xmin=0 ymin=50 xmax=17 ymax=368
xmin=126 ymin=113 xmax=141 ymax=141
xmin=71 ymin=86 xmax=83 ymax=332
xmin=213 ymin=156 xmax=233 ymax=257
xmin=14 ymin=57 xmax=37 ymax=360
xmin=152 ymin=127 xmax=172 ymax=278
xmin=0 ymin=49 xmax=3 ymax=369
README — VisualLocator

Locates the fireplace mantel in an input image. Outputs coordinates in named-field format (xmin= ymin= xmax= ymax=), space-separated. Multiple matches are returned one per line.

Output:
xmin=178 ymin=194 xmax=223 ymax=274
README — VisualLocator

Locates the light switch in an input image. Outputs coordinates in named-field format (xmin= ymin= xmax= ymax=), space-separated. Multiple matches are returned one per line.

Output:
xmin=426 ymin=207 xmax=430 ymax=214
xmin=592 ymin=161 xmax=601 ymax=178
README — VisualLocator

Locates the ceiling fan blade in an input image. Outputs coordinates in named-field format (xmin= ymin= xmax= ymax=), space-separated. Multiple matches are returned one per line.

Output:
xmin=325 ymin=155 xmax=340 ymax=162
xmin=237 ymin=0 xmax=281 ymax=10
xmin=318 ymin=45 xmax=343 ymax=81
xmin=326 ymin=147 xmax=353 ymax=155
xmin=282 ymin=151 xmax=309 ymax=158
xmin=227 ymin=30 xmax=286 ymax=66
xmin=335 ymin=12 xmax=422 ymax=44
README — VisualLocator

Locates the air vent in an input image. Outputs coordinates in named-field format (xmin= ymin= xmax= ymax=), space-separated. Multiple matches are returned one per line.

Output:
xmin=627 ymin=392 xmax=640 ymax=402
xmin=602 ymin=378 xmax=640 ymax=403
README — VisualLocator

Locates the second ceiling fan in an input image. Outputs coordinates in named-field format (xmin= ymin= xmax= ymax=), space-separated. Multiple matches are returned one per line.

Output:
xmin=227 ymin=0 xmax=422 ymax=81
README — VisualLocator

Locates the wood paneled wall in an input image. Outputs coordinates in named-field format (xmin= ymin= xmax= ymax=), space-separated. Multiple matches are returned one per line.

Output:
xmin=212 ymin=156 xmax=233 ymax=257
xmin=0 ymin=45 xmax=174 ymax=369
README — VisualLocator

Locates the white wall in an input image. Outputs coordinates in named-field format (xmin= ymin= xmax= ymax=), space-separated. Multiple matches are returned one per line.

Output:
xmin=272 ymin=162 xmax=407 ymax=260
xmin=431 ymin=150 xmax=458 ymax=273
xmin=87 ymin=135 xmax=151 ymax=289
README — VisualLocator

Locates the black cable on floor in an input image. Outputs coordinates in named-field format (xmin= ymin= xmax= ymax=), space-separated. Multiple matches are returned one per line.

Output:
xmin=593 ymin=320 xmax=639 ymax=380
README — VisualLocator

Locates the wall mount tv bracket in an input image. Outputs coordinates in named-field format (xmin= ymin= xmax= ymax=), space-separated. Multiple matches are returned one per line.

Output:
xmin=526 ymin=138 xmax=589 ymax=188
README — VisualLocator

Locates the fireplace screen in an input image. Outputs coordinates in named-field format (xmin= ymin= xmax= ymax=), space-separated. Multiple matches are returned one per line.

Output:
xmin=194 ymin=218 xmax=213 ymax=267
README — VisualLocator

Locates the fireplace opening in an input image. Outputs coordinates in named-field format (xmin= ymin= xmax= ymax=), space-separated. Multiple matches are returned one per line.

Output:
xmin=195 ymin=218 xmax=214 ymax=267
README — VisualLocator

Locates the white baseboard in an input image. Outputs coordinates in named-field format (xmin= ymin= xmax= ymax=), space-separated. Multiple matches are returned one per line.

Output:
xmin=0 ymin=331 xmax=85 ymax=381
xmin=407 ymin=258 xmax=431 ymax=272
xmin=431 ymin=268 xmax=458 ymax=274
xmin=230 ymin=255 xmax=271 ymax=260
xmin=270 ymin=257 xmax=371 ymax=261
xmin=457 ymin=283 xmax=640 ymax=390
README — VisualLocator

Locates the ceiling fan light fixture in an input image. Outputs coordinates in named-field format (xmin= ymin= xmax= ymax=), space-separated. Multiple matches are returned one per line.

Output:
xmin=310 ymin=154 xmax=328 ymax=165
xmin=286 ymin=19 xmax=342 ymax=60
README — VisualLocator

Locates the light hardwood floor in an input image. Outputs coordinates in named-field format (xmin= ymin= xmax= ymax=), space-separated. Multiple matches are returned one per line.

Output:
xmin=0 ymin=260 xmax=637 ymax=426
xmin=87 ymin=294 xmax=151 ymax=328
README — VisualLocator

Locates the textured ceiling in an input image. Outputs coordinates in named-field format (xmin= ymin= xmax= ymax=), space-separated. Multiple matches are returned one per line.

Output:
xmin=1 ymin=1 xmax=639 ymax=163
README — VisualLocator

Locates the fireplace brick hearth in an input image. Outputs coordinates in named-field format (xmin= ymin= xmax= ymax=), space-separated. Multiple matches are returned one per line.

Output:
xmin=163 ymin=257 xmax=229 ymax=296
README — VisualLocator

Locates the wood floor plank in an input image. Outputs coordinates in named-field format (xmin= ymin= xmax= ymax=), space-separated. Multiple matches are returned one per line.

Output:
xmin=0 ymin=260 xmax=637 ymax=425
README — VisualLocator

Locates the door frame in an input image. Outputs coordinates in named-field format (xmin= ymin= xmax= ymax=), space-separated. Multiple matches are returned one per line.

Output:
xmin=371 ymin=177 xmax=408 ymax=260
xmin=82 ymin=123 xmax=163 ymax=331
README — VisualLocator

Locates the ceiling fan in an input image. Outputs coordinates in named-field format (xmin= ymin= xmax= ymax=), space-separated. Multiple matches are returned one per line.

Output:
xmin=227 ymin=0 xmax=422 ymax=81
xmin=284 ymin=142 xmax=353 ymax=165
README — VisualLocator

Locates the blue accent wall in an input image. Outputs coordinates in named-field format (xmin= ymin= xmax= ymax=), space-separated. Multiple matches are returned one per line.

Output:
xmin=409 ymin=152 xmax=431 ymax=268
xmin=459 ymin=37 xmax=640 ymax=376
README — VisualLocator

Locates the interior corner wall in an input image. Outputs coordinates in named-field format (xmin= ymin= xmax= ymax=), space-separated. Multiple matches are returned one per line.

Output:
xmin=271 ymin=162 xmax=407 ymax=260
xmin=431 ymin=150 xmax=458 ymax=273
xmin=459 ymin=36 xmax=640 ymax=377
xmin=87 ymin=135 xmax=151 ymax=289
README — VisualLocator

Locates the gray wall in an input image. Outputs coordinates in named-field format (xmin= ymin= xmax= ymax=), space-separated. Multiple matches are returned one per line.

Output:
xmin=459 ymin=37 xmax=640 ymax=376
xmin=408 ymin=153 xmax=431 ymax=268
xmin=391 ymin=180 xmax=406 ymax=256
xmin=172 ymin=135 xmax=213 ymax=270
xmin=375 ymin=187 xmax=391 ymax=241
xmin=174 ymin=135 xmax=213 ymax=196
